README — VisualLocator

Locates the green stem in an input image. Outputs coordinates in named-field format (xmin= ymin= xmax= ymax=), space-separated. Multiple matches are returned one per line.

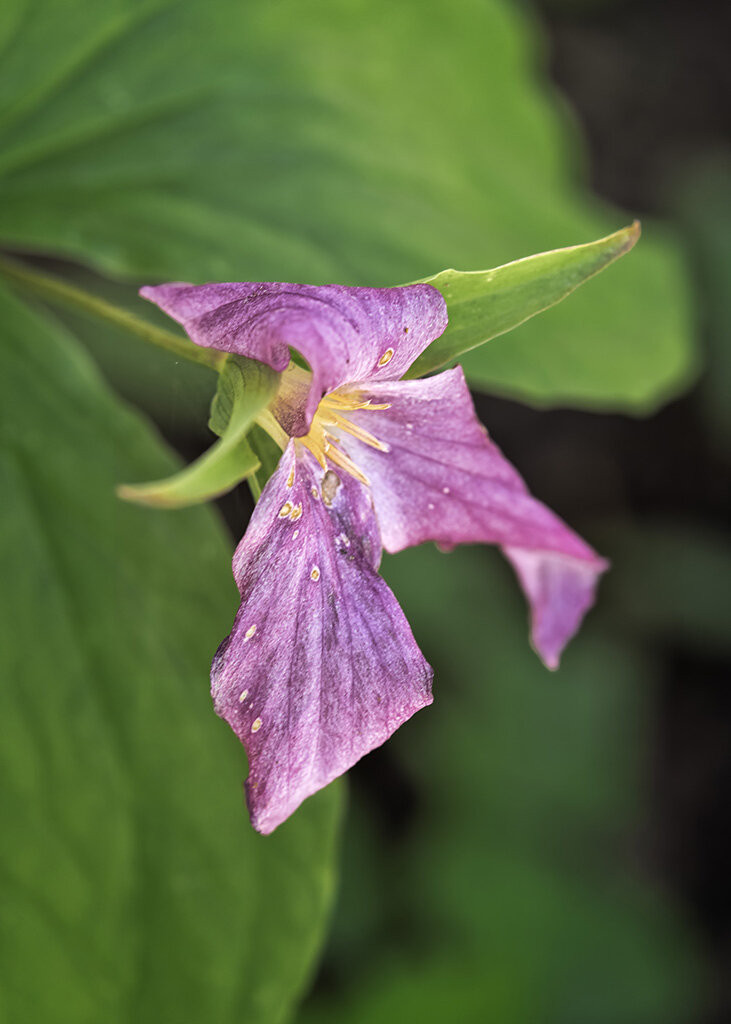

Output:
xmin=0 ymin=255 xmax=224 ymax=372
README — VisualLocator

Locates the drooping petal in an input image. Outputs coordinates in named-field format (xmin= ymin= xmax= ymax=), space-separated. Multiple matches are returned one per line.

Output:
xmin=211 ymin=443 xmax=433 ymax=834
xmin=342 ymin=367 xmax=608 ymax=667
xmin=140 ymin=282 xmax=447 ymax=436
xmin=502 ymin=548 xmax=604 ymax=670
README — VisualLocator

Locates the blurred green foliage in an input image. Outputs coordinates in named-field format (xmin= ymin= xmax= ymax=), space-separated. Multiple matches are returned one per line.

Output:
xmin=299 ymin=543 xmax=705 ymax=1024
xmin=671 ymin=155 xmax=731 ymax=453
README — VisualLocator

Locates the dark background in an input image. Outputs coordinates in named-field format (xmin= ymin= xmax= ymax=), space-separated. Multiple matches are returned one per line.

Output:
xmin=528 ymin=5 xmax=730 ymax=1019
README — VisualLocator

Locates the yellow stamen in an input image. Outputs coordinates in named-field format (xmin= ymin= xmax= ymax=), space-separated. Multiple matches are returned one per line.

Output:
xmin=256 ymin=363 xmax=391 ymax=484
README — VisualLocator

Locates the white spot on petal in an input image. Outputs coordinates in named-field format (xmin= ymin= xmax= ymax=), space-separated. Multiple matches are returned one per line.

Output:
xmin=244 ymin=625 xmax=257 ymax=641
xmin=239 ymin=689 xmax=248 ymax=703
xmin=377 ymin=347 xmax=394 ymax=368
xmin=293 ymin=529 xmax=300 ymax=539
xmin=442 ymin=486 xmax=450 ymax=495
xmin=251 ymin=718 xmax=262 ymax=733
xmin=428 ymin=502 xmax=435 ymax=510
xmin=406 ymin=422 xmax=413 ymax=431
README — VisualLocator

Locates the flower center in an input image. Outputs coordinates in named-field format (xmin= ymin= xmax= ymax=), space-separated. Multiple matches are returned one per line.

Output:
xmin=258 ymin=363 xmax=390 ymax=485
xmin=296 ymin=389 xmax=390 ymax=485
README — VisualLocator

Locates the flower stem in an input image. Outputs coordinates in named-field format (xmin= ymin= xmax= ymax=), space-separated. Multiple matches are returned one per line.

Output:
xmin=0 ymin=255 xmax=225 ymax=372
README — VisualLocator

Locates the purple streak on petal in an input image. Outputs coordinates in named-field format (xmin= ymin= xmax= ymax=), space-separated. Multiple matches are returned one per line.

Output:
xmin=342 ymin=367 xmax=608 ymax=667
xmin=140 ymin=282 xmax=447 ymax=436
xmin=211 ymin=443 xmax=432 ymax=834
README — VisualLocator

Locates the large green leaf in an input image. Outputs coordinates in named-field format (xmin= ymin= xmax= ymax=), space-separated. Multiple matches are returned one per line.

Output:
xmin=0 ymin=0 xmax=695 ymax=410
xmin=0 ymin=282 xmax=342 ymax=1023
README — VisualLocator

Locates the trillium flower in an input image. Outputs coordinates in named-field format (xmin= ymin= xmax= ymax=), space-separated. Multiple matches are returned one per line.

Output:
xmin=141 ymin=281 xmax=608 ymax=834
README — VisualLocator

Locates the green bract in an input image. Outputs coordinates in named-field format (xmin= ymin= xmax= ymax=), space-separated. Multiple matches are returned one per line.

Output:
xmin=119 ymin=355 xmax=279 ymax=508
xmin=408 ymin=223 xmax=641 ymax=378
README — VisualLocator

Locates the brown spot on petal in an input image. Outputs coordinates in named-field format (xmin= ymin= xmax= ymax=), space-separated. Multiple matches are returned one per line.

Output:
xmin=322 ymin=470 xmax=341 ymax=507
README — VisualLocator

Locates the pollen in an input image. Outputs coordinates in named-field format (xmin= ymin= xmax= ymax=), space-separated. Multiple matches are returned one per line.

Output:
xmin=310 ymin=566 xmax=320 ymax=581
xmin=244 ymin=625 xmax=257 ymax=641
xmin=251 ymin=718 xmax=262 ymax=733
xmin=290 ymin=503 xmax=303 ymax=521
xmin=286 ymin=466 xmax=295 ymax=487
xmin=278 ymin=501 xmax=293 ymax=518
xmin=377 ymin=348 xmax=394 ymax=367
xmin=239 ymin=689 xmax=249 ymax=703
xmin=310 ymin=486 xmax=320 ymax=499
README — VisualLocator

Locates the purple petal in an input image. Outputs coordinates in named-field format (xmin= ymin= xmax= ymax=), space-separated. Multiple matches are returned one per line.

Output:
xmin=211 ymin=443 xmax=433 ymax=834
xmin=140 ymin=282 xmax=447 ymax=436
xmin=502 ymin=548 xmax=603 ymax=670
xmin=341 ymin=367 xmax=608 ymax=667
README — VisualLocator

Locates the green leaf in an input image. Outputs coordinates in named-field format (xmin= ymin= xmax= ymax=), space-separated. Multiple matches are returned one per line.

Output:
xmin=118 ymin=355 xmax=278 ymax=508
xmin=407 ymin=222 xmax=641 ymax=378
xmin=0 ymin=282 xmax=342 ymax=1023
xmin=0 ymin=0 xmax=695 ymax=411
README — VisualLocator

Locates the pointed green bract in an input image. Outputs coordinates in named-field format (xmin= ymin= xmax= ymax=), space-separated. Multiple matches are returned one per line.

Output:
xmin=118 ymin=355 xmax=279 ymax=509
xmin=407 ymin=223 xmax=641 ymax=378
